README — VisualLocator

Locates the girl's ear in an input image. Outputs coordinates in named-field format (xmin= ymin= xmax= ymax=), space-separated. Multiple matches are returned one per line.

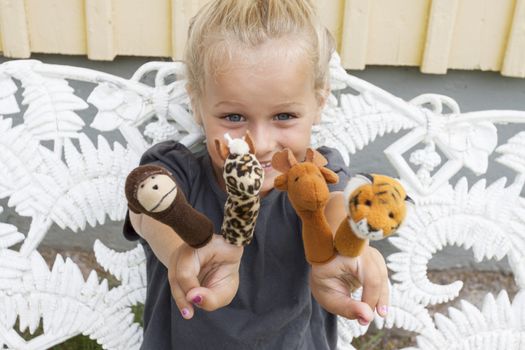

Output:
xmin=314 ymin=84 xmax=330 ymax=124
xmin=186 ymin=84 xmax=203 ymax=125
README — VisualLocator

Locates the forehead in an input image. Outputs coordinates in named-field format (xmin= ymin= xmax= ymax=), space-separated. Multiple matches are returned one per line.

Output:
xmin=202 ymin=39 xmax=315 ymax=101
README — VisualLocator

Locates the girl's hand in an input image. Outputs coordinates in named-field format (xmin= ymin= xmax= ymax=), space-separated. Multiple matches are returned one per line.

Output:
xmin=309 ymin=246 xmax=389 ymax=325
xmin=168 ymin=234 xmax=243 ymax=319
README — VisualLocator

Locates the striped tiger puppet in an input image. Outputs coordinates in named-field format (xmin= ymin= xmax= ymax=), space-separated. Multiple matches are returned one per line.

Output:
xmin=214 ymin=131 xmax=264 ymax=246
xmin=334 ymin=174 xmax=413 ymax=257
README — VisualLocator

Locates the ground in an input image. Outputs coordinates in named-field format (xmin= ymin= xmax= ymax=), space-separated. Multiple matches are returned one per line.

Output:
xmin=37 ymin=247 xmax=519 ymax=350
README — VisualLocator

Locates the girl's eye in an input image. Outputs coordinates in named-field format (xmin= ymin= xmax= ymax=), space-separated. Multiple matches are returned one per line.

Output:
xmin=224 ymin=114 xmax=245 ymax=122
xmin=274 ymin=113 xmax=294 ymax=121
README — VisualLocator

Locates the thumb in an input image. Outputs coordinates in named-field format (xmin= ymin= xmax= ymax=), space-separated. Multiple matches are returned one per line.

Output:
xmin=186 ymin=274 xmax=240 ymax=312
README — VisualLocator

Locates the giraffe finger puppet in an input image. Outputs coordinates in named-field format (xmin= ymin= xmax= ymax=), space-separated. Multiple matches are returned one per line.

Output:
xmin=334 ymin=174 xmax=413 ymax=257
xmin=125 ymin=165 xmax=214 ymax=248
xmin=215 ymin=131 xmax=264 ymax=246
xmin=272 ymin=148 xmax=339 ymax=264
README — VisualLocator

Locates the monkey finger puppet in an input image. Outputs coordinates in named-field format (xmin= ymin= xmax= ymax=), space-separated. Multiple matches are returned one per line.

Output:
xmin=215 ymin=131 xmax=264 ymax=246
xmin=125 ymin=165 xmax=214 ymax=248
xmin=272 ymin=148 xmax=339 ymax=264
xmin=334 ymin=174 xmax=413 ymax=257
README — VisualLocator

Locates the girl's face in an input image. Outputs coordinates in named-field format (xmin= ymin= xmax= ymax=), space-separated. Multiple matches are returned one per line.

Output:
xmin=192 ymin=39 xmax=326 ymax=196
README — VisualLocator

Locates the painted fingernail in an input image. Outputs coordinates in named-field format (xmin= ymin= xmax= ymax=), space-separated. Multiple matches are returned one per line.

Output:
xmin=379 ymin=305 xmax=388 ymax=315
xmin=181 ymin=308 xmax=190 ymax=318
xmin=358 ymin=317 xmax=369 ymax=325
xmin=192 ymin=295 xmax=203 ymax=304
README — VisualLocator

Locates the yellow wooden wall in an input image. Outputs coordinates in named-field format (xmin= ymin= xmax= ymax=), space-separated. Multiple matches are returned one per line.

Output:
xmin=0 ymin=0 xmax=524 ymax=77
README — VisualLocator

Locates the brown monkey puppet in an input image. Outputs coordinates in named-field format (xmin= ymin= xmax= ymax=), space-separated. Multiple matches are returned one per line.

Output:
xmin=334 ymin=173 xmax=413 ymax=257
xmin=272 ymin=148 xmax=339 ymax=264
xmin=214 ymin=132 xmax=264 ymax=246
xmin=125 ymin=165 xmax=214 ymax=248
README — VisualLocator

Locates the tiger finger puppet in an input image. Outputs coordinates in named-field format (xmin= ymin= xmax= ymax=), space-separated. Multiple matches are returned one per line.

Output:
xmin=334 ymin=174 xmax=413 ymax=257
xmin=125 ymin=165 xmax=214 ymax=248
xmin=272 ymin=148 xmax=339 ymax=264
xmin=215 ymin=131 xmax=264 ymax=246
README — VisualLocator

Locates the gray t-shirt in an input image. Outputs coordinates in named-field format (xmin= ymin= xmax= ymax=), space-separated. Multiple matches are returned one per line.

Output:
xmin=123 ymin=141 xmax=351 ymax=350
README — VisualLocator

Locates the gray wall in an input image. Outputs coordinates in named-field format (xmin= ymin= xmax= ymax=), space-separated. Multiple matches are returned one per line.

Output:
xmin=1 ymin=54 xmax=524 ymax=271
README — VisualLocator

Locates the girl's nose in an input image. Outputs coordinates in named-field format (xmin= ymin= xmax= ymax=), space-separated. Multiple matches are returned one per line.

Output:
xmin=249 ymin=123 xmax=274 ymax=156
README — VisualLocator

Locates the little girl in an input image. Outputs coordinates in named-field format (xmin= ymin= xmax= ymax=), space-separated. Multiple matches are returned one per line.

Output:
xmin=124 ymin=0 xmax=389 ymax=348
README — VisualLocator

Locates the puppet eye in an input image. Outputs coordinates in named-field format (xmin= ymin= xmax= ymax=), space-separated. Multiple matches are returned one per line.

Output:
xmin=389 ymin=212 xmax=394 ymax=219
xmin=365 ymin=200 xmax=372 ymax=206
xmin=151 ymin=176 xmax=155 ymax=179
xmin=153 ymin=185 xmax=158 ymax=190
xmin=294 ymin=177 xmax=299 ymax=182
xmin=140 ymin=184 xmax=144 ymax=188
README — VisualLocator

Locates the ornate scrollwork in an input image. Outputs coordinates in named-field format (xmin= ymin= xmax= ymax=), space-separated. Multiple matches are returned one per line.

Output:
xmin=0 ymin=54 xmax=524 ymax=349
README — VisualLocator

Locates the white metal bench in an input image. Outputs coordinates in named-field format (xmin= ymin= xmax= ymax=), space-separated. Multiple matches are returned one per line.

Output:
xmin=0 ymin=54 xmax=524 ymax=349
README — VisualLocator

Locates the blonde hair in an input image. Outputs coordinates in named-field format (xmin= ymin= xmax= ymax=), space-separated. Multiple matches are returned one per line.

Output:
xmin=184 ymin=0 xmax=335 ymax=100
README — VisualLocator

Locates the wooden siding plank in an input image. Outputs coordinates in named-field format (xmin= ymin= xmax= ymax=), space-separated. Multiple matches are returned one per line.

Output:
xmin=366 ymin=0 xmax=431 ymax=67
xmin=421 ymin=0 xmax=459 ymax=74
xmin=0 ymin=0 xmax=30 ymax=58
xmin=340 ymin=0 xmax=371 ymax=69
xmin=449 ymin=0 xmax=515 ymax=72
xmin=85 ymin=0 xmax=116 ymax=60
xmin=25 ymin=0 xmax=86 ymax=55
xmin=113 ymin=0 xmax=171 ymax=57
xmin=479 ymin=0 xmax=515 ymax=70
xmin=171 ymin=0 xmax=208 ymax=60
xmin=314 ymin=0 xmax=346 ymax=52
xmin=502 ymin=0 xmax=525 ymax=77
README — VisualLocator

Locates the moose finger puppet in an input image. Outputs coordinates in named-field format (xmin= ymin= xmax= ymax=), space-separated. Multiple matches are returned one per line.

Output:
xmin=215 ymin=131 xmax=264 ymax=246
xmin=272 ymin=148 xmax=339 ymax=264
xmin=125 ymin=165 xmax=214 ymax=248
xmin=334 ymin=174 xmax=412 ymax=257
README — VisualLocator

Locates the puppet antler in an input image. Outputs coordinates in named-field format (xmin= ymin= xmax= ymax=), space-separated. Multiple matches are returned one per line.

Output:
xmin=305 ymin=148 xmax=328 ymax=167
xmin=244 ymin=130 xmax=256 ymax=155
xmin=272 ymin=149 xmax=298 ymax=173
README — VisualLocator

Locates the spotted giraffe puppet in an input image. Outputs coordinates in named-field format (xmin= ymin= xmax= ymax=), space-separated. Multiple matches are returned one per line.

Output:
xmin=215 ymin=132 xmax=264 ymax=246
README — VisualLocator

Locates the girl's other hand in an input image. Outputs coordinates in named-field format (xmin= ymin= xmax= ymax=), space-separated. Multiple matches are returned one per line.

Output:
xmin=309 ymin=246 xmax=389 ymax=325
xmin=168 ymin=234 xmax=243 ymax=319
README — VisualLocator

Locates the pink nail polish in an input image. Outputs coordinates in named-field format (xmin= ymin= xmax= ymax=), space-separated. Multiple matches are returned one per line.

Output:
xmin=181 ymin=308 xmax=190 ymax=317
xmin=358 ymin=317 xmax=369 ymax=326
xmin=192 ymin=295 xmax=203 ymax=304
xmin=379 ymin=305 xmax=388 ymax=315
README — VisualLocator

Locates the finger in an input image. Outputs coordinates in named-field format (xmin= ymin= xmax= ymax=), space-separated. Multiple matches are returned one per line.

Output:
xmin=175 ymin=247 xmax=201 ymax=295
xmin=376 ymin=277 xmax=390 ymax=318
xmin=375 ymin=248 xmax=390 ymax=317
xmin=359 ymin=250 xmax=387 ymax=313
xmin=169 ymin=277 xmax=195 ymax=320
xmin=312 ymin=286 xmax=374 ymax=324
xmin=186 ymin=274 xmax=240 ymax=312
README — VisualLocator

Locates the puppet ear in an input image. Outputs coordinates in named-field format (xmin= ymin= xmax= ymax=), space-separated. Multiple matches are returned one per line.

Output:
xmin=214 ymin=138 xmax=230 ymax=162
xmin=320 ymin=167 xmax=339 ymax=184
xmin=272 ymin=149 xmax=297 ymax=173
xmin=244 ymin=130 xmax=256 ymax=154
xmin=305 ymin=148 xmax=328 ymax=167
xmin=274 ymin=174 xmax=288 ymax=191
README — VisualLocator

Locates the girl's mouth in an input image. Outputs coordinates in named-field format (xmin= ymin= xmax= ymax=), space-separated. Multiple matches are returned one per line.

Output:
xmin=260 ymin=161 xmax=272 ymax=171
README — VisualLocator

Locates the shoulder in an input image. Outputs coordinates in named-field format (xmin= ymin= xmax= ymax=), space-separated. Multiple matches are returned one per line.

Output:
xmin=139 ymin=141 xmax=194 ymax=166
xmin=139 ymin=141 xmax=204 ymax=193
xmin=316 ymin=146 xmax=351 ymax=192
